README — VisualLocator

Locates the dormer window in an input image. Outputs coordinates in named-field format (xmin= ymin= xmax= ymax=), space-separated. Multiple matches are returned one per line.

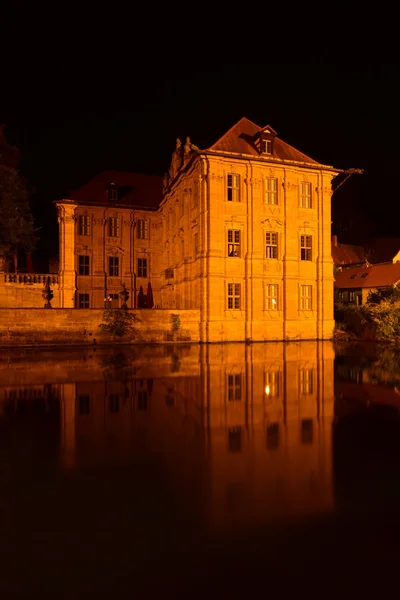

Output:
xmin=262 ymin=139 xmax=272 ymax=155
xmin=107 ymin=182 xmax=118 ymax=202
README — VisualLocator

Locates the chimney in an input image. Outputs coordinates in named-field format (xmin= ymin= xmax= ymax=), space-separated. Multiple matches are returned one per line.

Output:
xmin=332 ymin=235 xmax=338 ymax=247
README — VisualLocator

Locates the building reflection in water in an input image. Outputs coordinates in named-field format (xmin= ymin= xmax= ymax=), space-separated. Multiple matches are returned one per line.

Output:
xmin=0 ymin=341 xmax=335 ymax=534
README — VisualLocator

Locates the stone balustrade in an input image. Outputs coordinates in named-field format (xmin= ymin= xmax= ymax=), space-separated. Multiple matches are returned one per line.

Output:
xmin=4 ymin=273 xmax=59 ymax=285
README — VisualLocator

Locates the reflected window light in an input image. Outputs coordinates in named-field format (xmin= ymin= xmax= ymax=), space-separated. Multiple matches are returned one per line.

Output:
xmin=265 ymin=384 xmax=270 ymax=395
xmin=301 ymin=419 xmax=313 ymax=444
xmin=228 ymin=427 xmax=242 ymax=453
xmin=266 ymin=422 xmax=280 ymax=450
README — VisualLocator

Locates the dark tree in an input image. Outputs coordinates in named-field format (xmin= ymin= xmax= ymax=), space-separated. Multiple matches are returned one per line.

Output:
xmin=146 ymin=281 xmax=154 ymax=308
xmin=0 ymin=126 xmax=37 ymax=269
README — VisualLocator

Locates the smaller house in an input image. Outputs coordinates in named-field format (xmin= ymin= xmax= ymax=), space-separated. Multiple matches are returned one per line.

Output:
xmin=334 ymin=262 xmax=400 ymax=305
xmin=331 ymin=235 xmax=365 ymax=270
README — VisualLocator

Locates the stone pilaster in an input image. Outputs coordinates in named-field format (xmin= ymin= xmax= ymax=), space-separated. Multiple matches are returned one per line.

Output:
xmin=57 ymin=202 xmax=77 ymax=308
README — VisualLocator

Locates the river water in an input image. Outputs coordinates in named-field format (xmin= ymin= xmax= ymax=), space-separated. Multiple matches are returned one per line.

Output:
xmin=1 ymin=341 xmax=400 ymax=598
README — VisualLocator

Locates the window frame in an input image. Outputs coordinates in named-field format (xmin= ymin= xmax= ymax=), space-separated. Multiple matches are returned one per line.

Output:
xmin=78 ymin=255 xmax=90 ymax=276
xmin=227 ymin=282 xmax=241 ymax=310
xmin=265 ymin=283 xmax=279 ymax=310
xmin=137 ymin=219 xmax=148 ymax=240
xmin=108 ymin=256 xmax=120 ymax=277
xmin=137 ymin=257 xmax=148 ymax=278
xmin=300 ymin=181 xmax=312 ymax=208
xmin=108 ymin=216 xmax=120 ymax=238
xmin=300 ymin=235 xmax=312 ymax=261
xmin=78 ymin=293 xmax=89 ymax=309
xmin=265 ymin=231 xmax=278 ymax=259
xmin=227 ymin=173 xmax=240 ymax=202
xmin=227 ymin=229 xmax=241 ymax=257
xmin=265 ymin=177 xmax=278 ymax=205
xmin=78 ymin=214 xmax=90 ymax=236
xmin=300 ymin=284 xmax=313 ymax=310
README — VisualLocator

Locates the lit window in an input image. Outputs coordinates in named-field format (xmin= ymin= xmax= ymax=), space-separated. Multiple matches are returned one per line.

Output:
xmin=78 ymin=215 xmax=90 ymax=236
xmin=138 ymin=258 xmax=147 ymax=278
xmin=266 ymin=232 xmax=278 ymax=259
xmin=228 ymin=230 xmax=241 ymax=257
xmin=108 ymin=256 xmax=119 ymax=276
xmin=78 ymin=293 xmax=89 ymax=308
xmin=300 ymin=235 xmax=312 ymax=261
xmin=78 ymin=255 xmax=90 ymax=276
xmin=265 ymin=284 xmax=278 ymax=310
xmin=265 ymin=371 xmax=281 ymax=397
xmin=227 ymin=374 xmax=242 ymax=401
xmin=300 ymin=285 xmax=312 ymax=310
xmin=137 ymin=219 xmax=148 ymax=240
xmin=227 ymin=173 xmax=240 ymax=202
xmin=108 ymin=216 xmax=120 ymax=237
xmin=265 ymin=177 xmax=278 ymax=204
xmin=227 ymin=283 xmax=241 ymax=310
xmin=300 ymin=182 xmax=312 ymax=208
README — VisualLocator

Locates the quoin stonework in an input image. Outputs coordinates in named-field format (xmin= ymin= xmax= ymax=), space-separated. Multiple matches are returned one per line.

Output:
xmin=54 ymin=117 xmax=339 ymax=342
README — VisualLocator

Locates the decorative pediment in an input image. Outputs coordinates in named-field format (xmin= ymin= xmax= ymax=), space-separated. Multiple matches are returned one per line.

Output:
xmin=262 ymin=218 xmax=283 ymax=228
xmin=106 ymin=247 xmax=124 ymax=257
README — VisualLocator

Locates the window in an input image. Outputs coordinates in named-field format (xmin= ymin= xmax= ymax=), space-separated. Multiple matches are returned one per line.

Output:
xmin=262 ymin=139 xmax=272 ymax=154
xmin=108 ymin=187 xmax=118 ymax=202
xmin=137 ymin=219 xmax=148 ymax=240
xmin=265 ymin=177 xmax=278 ymax=204
xmin=300 ymin=285 xmax=312 ymax=310
xmin=108 ymin=256 xmax=119 ymax=276
xmin=300 ymin=235 xmax=312 ymax=261
xmin=265 ymin=371 xmax=281 ymax=397
xmin=78 ymin=293 xmax=89 ymax=308
xmin=227 ymin=374 xmax=242 ymax=401
xmin=108 ymin=216 xmax=120 ymax=237
xmin=228 ymin=427 xmax=242 ymax=453
xmin=109 ymin=393 xmax=120 ymax=413
xmin=227 ymin=173 xmax=240 ymax=202
xmin=265 ymin=284 xmax=279 ymax=310
xmin=300 ymin=182 xmax=312 ymax=208
xmin=137 ymin=390 xmax=148 ymax=411
xmin=227 ymin=283 xmax=241 ymax=310
xmin=266 ymin=232 xmax=278 ymax=259
xmin=138 ymin=258 xmax=147 ymax=278
xmin=266 ymin=423 xmax=279 ymax=449
xmin=78 ymin=255 xmax=90 ymax=276
xmin=78 ymin=214 xmax=90 ymax=236
xmin=299 ymin=368 xmax=314 ymax=395
xmin=228 ymin=230 xmax=241 ymax=257
xmin=349 ymin=274 xmax=357 ymax=280
xmin=194 ymin=232 xmax=198 ymax=256
xmin=301 ymin=419 xmax=313 ymax=444
xmin=78 ymin=395 xmax=90 ymax=416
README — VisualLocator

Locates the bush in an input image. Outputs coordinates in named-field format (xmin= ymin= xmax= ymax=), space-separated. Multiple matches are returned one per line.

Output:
xmin=99 ymin=309 xmax=139 ymax=339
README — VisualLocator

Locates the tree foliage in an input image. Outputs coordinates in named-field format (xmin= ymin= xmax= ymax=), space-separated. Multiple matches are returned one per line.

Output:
xmin=0 ymin=126 xmax=37 ymax=255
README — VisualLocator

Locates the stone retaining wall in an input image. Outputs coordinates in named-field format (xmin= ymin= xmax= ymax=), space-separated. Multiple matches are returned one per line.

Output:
xmin=0 ymin=308 xmax=200 ymax=347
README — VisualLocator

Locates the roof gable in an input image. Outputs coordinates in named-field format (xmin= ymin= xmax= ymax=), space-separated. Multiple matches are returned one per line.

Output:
xmin=207 ymin=116 xmax=320 ymax=165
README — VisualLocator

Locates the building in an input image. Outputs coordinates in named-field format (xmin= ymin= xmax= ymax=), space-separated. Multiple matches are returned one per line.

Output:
xmin=334 ymin=262 xmax=400 ymax=305
xmin=56 ymin=117 xmax=341 ymax=342
xmin=331 ymin=235 xmax=365 ymax=270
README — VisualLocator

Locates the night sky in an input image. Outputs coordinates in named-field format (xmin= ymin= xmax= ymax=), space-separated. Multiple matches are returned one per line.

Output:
xmin=2 ymin=9 xmax=400 ymax=265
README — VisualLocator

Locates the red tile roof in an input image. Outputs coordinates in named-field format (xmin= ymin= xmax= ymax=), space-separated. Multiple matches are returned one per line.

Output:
xmin=334 ymin=263 xmax=400 ymax=289
xmin=332 ymin=242 xmax=365 ymax=266
xmin=68 ymin=171 xmax=163 ymax=209
xmin=207 ymin=117 xmax=321 ymax=164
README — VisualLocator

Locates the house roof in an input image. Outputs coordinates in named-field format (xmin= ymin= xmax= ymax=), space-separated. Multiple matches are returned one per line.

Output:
xmin=332 ymin=242 xmax=365 ymax=266
xmin=68 ymin=170 xmax=163 ymax=209
xmin=364 ymin=237 xmax=400 ymax=264
xmin=335 ymin=262 xmax=400 ymax=289
xmin=207 ymin=117 xmax=322 ymax=165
